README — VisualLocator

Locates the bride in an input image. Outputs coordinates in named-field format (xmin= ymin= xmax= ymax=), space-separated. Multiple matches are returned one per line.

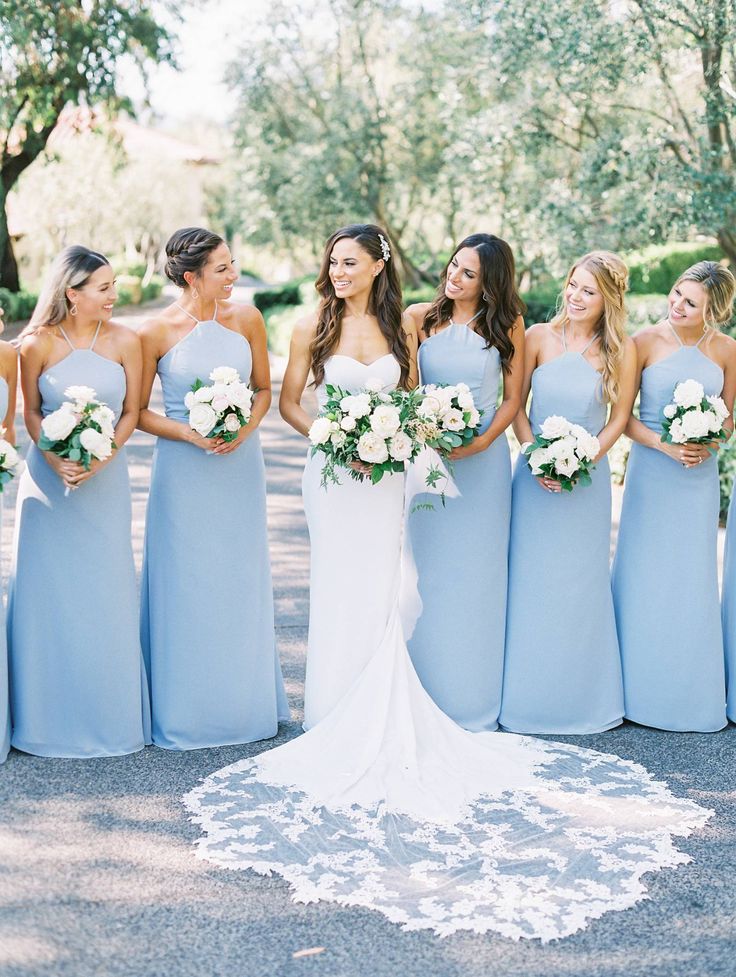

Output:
xmin=185 ymin=225 xmax=710 ymax=941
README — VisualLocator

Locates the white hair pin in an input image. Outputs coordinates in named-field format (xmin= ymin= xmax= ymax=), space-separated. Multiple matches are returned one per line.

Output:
xmin=378 ymin=234 xmax=391 ymax=262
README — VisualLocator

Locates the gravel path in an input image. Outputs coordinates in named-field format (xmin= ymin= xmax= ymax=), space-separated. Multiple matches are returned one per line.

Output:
xmin=0 ymin=301 xmax=734 ymax=977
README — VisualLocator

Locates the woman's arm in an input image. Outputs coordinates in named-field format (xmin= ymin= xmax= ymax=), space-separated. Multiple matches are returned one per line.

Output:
xmin=279 ymin=316 xmax=318 ymax=438
xmin=214 ymin=306 xmax=272 ymax=455
xmin=0 ymin=341 xmax=18 ymax=443
xmin=594 ymin=337 xmax=637 ymax=457
xmin=402 ymin=312 xmax=419 ymax=389
xmin=450 ymin=315 xmax=526 ymax=460
xmin=511 ymin=322 xmax=540 ymax=446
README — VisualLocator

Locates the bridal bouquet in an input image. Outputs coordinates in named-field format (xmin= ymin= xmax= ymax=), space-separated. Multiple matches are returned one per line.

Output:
xmin=185 ymin=366 xmax=254 ymax=442
xmin=0 ymin=428 xmax=20 ymax=492
xmin=523 ymin=415 xmax=600 ymax=492
xmin=39 ymin=385 xmax=117 ymax=469
xmin=308 ymin=377 xmax=423 ymax=486
xmin=661 ymin=379 xmax=730 ymax=448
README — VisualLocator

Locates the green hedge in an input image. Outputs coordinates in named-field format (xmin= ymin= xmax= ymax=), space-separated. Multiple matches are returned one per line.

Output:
xmin=627 ymin=242 xmax=724 ymax=295
xmin=0 ymin=287 xmax=38 ymax=323
xmin=253 ymin=282 xmax=303 ymax=312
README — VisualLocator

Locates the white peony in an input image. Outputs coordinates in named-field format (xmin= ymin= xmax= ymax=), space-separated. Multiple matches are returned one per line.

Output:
xmin=224 ymin=413 xmax=242 ymax=433
xmin=680 ymin=408 xmax=711 ymax=440
xmin=308 ymin=417 xmax=334 ymax=446
xmin=189 ymin=403 xmax=218 ymax=437
xmin=80 ymin=427 xmax=113 ymax=461
xmin=467 ymin=408 xmax=481 ymax=427
xmin=455 ymin=382 xmax=470 ymax=394
xmin=417 ymin=395 xmax=442 ymax=419
xmin=457 ymin=391 xmax=475 ymax=410
xmin=41 ymin=403 xmax=79 ymax=442
xmin=663 ymin=404 xmax=677 ymax=419
xmin=363 ymin=376 xmax=386 ymax=393
xmin=706 ymin=395 xmax=729 ymax=425
xmin=228 ymin=382 xmax=253 ymax=412
xmin=340 ymin=394 xmax=372 ymax=418
xmin=194 ymin=385 xmax=215 ymax=403
xmin=440 ymin=407 xmax=466 ymax=432
xmin=673 ymin=379 xmax=705 ymax=410
xmin=209 ymin=366 xmax=240 ymax=384
xmin=703 ymin=410 xmax=721 ymax=435
xmin=540 ymin=415 xmax=572 ymax=440
xmin=340 ymin=415 xmax=357 ymax=432
xmin=555 ymin=453 xmax=581 ymax=478
xmin=669 ymin=418 xmax=686 ymax=444
xmin=330 ymin=430 xmax=347 ymax=448
xmin=357 ymin=431 xmax=389 ymax=464
xmin=388 ymin=431 xmax=414 ymax=462
xmin=64 ymin=385 xmax=96 ymax=404
xmin=90 ymin=405 xmax=115 ymax=439
xmin=370 ymin=405 xmax=402 ymax=438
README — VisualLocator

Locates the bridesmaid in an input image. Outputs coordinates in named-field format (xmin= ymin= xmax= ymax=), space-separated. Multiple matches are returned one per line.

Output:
xmin=500 ymin=251 xmax=636 ymax=734
xmin=0 ymin=305 xmax=17 ymax=763
xmin=400 ymin=234 xmax=525 ymax=730
xmin=614 ymin=261 xmax=736 ymax=731
xmin=138 ymin=226 xmax=288 ymax=749
xmin=8 ymin=246 xmax=149 ymax=757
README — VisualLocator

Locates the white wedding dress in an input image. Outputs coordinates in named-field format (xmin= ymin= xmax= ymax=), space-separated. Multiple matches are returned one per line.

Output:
xmin=185 ymin=354 xmax=711 ymax=941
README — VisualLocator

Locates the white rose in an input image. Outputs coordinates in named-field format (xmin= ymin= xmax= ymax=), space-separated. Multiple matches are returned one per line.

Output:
xmin=308 ymin=417 xmax=334 ymax=446
xmin=418 ymin=395 xmax=442 ymax=419
xmin=529 ymin=446 xmax=550 ymax=475
xmin=539 ymin=415 xmax=572 ymax=440
xmin=457 ymin=391 xmax=474 ymax=410
xmin=184 ymin=391 xmax=196 ymax=410
xmin=211 ymin=394 xmax=230 ymax=414
xmin=228 ymin=382 xmax=253 ymax=411
xmin=209 ymin=366 xmax=240 ymax=384
xmin=80 ymin=427 xmax=113 ymax=461
xmin=362 ymin=376 xmax=386 ymax=393
xmin=64 ymin=385 xmax=97 ymax=404
xmin=555 ymin=454 xmax=580 ymax=478
xmin=663 ymin=404 xmax=677 ymax=419
xmin=341 ymin=394 xmax=372 ymax=418
xmin=340 ymin=415 xmax=357 ymax=432
xmin=669 ymin=418 xmax=687 ymax=444
xmin=702 ymin=410 xmax=720 ymax=435
xmin=575 ymin=432 xmax=600 ymax=462
xmin=388 ymin=431 xmax=414 ymax=462
xmin=455 ymin=382 xmax=470 ymax=394
xmin=224 ymin=412 xmax=242 ymax=433
xmin=189 ymin=403 xmax=218 ymax=437
xmin=549 ymin=435 xmax=577 ymax=460
xmin=90 ymin=405 xmax=115 ymax=439
xmin=357 ymin=431 xmax=389 ymax=464
xmin=330 ymin=430 xmax=347 ymax=448
xmin=706 ymin=395 xmax=729 ymax=425
xmin=440 ymin=407 xmax=466 ymax=432
xmin=680 ymin=408 xmax=711 ymax=440
xmin=41 ymin=404 xmax=79 ymax=442
xmin=0 ymin=441 xmax=19 ymax=469
xmin=467 ymin=408 xmax=481 ymax=427
xmin=194 ymin=386 xmax=215 ymax=403
xmin=673 ymin=379 xmax=705 ymax=410
xmin=370 ymin=405 xmax=401 ymax=438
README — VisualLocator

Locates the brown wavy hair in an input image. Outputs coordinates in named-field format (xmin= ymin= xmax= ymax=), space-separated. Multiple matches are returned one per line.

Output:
xmin=422 ymin=234 xmax=525 ymax=372
xmin=310 ymin=224 xmax=410 ymax=388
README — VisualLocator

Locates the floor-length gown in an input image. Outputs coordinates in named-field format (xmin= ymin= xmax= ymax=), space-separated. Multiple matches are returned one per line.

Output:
xmin=184 ymin=353 xmax=711 ymax=941
xmin=0 ymin=377 xmax=10 ymax=763
xmin=401 ymin=324 xmax=510 ymax=730
xmin=8 ymin=324 xmax=149 ymax=757
xmin=722 ymin=492 xmax=736 ymax=721
xmin=500 ymin=332 xmax=624 ymax=733
xmin=140 ymin=309 xmax=289 ymax=749
xmin=612 ymin=332 xmax=727 ymax=731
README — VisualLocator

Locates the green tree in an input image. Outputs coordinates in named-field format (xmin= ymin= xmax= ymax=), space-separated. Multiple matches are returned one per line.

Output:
xmin=0 ymin=0 xmax=175 ymax=290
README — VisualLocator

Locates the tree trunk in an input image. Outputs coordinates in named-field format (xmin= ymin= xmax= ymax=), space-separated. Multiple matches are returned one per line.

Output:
xmin=0 ymin=199 xmax=19 ymax=292
xmin=717 ymin=226 xmax=736 ymax=268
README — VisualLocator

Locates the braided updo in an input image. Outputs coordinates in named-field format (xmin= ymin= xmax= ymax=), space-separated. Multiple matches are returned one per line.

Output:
xmin=164 ymin=227 xmax=225 ymax=288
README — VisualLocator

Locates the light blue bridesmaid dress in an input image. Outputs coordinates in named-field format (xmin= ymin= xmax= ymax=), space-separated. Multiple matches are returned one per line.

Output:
xmin=612 ymin=329 xmax=726 ymax=731
xmin=722 ymin=494 xmax=736 ymax=722
xmin=500 ymin=328 xmax=624 ymax=734
xmin=0 ymin=376 xmax=10 ymax=763
xmin=401 ymin=322 xmax=510 ymax=730
xmin=140 ymin=307 xmax=289 ymax=750
xmin=8 ymin=323 xmax=150 ymax=757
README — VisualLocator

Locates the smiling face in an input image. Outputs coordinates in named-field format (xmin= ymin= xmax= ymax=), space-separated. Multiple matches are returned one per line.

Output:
xmin=329 ymin=237 xmax=383 ymax=299
xmin=67 ymin=264 xmax=117 ymax=321
xmin=668 ymin=279 xmax=707 ymax=330
xmin=564 ymin=265 xmax=605 ymax=326
xmin=187 ymin=242 xmax=239 ymax=301
xmin=445 ymin=247 xmax=483 ymax=305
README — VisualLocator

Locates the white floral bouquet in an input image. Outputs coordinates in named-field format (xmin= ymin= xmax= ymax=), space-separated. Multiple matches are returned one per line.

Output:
xmin=0 ymin=428 xmax=20 ymax=492
xmin=308 ymin=377 xmax=422 ymax=486
xmin=661 ymin=379 xmax=730 ymax=448
xmin=39 ymin=385 xmax=117 ymax=470
xmin=185 ymin=366 xmax=254 ymax=442
xmin=523 ymin=415 xmax=600 ymax=492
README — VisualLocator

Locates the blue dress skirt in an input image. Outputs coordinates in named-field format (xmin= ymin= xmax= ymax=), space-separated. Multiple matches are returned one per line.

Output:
xmin=0 ymin=377 xmax=10 ymax=762
xmin=8 ymin=340 xmax=150 ymax=757
xmin=612 ymin=344 xmax=727 ymax=731
xmin=401 ymin=323 xmax=510 ymax=730
xmin=500 ymin=347 xmax=624 ymax=734
xmin=140 ymin=316 xmax=289 ymax=750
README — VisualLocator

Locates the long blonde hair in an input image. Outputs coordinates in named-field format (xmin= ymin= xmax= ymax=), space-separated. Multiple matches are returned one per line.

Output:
xmin=24 ymin=246 xmax=110 ymax=336
xmin=675 ymin=260 xmax=736 ymax=329
xmin=549 ymin=250 xmax=628 ymax=404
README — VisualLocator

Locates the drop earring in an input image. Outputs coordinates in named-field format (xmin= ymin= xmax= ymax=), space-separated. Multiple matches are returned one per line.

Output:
xmin=192 ymin=288 xmax=199 ymax=300
xmin=70 ymin=303 xmax=78 ymax=316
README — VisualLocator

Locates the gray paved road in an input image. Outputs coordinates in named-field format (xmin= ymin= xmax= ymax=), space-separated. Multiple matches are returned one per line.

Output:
xmin=0 ymin=301 xmax=734 ymax=977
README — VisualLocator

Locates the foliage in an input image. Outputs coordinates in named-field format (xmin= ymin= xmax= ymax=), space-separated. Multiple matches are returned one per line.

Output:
xmin=0 ymin=1 xmax=176 ymax=289
xmin=253 ymin=283 xmax=303 ymax=312
xmin=263 ymin=303 xmax=312 ymax=357
xmin=0 ymin=285 xmax=37 ymax=322
xmin=627 ymin=243 xmax=726 ymax=294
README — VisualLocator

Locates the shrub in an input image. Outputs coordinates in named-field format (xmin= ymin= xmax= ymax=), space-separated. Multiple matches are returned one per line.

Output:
xmin=253 ymin=282 xmax=302 ymax=312
xmin=521 ymin=287 xmax=559 ymax=326
xmin=263 ymin=302 xmax=310 ymax=357
xmin=141 ymin=277 xmax=164 ymax=303
xmin=403 ymin=285 xmax=436 ymax=307
xmin=627 ymin=242 xmax=725 ymax=295
xmin=0 ymin=287 xmax=39 ymax=322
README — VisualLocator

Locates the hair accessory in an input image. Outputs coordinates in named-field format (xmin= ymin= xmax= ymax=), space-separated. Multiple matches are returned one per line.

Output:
xmin=378 ymin=234 xmax=391 ymax=262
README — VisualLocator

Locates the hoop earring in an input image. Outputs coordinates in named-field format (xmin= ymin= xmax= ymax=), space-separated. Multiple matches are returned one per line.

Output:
xmin=70 ymin=303 xmax=78 ymax=316
xmin=482 ymin=292 xmax=489 ymax=302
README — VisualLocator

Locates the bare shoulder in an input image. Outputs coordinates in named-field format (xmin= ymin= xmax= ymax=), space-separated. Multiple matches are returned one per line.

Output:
xmin=291 ymin=311 xmax=319 ymax=348
xmin=710 ymin=329 xmax=736 ymax=354
xmin=137 ymin=310 xmax=177 ymax=344
xmin=107 ymin=320 xmax=141 ymax=350
xmin=404 ymin=302 xmax=431 ymax=328
xmin=401 ymin=311 xmax=419 ymax=348
xmin=221 ymin=300 xmax=265 ymax=333
xmin=631 ymin=322 xmax=665 ymax=350
xmin=524 ymin=322 xmax=549 ymax=349
xmin=19 ymin=327 xmax=53 ymax=361
xmin=0 ymin=339 xmax=18 ymax=371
